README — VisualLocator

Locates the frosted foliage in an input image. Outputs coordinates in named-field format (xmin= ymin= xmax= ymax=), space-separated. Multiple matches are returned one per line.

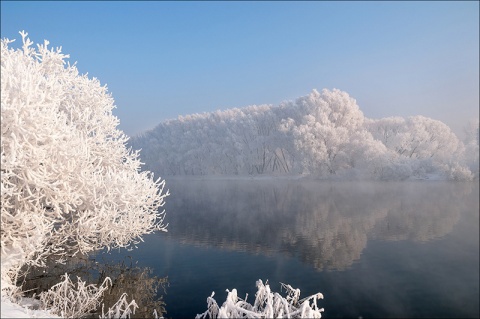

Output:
xmin=196 ymin=280 xmax=324 ymax=319
xmin=294 ymin=89 xmax=364 ymax=130
xmin=39 ymin=274 xmax=140 ymax=319
xmin=463 ymin=119 xmax=479 ymax=178
xmin=366 ymin=116 xmax=463 ymax=160
xmin=366 ymin=116 xmax=473 ymax=179
xmin=1 ymin=32 xmax=169 ymax=275
xmin=100 ymin=293 xmax=139 ymax=319
xmin=39 ymin=273 xmax=111 ymax=318
xmin=133 ymin=88 xmax=474 ymax=180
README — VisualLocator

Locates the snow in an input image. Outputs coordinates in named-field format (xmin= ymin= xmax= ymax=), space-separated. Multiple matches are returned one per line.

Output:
xmin=1 ymin=250 xmax=60 ymax=318
xmin=1 ymin=294 xmax=59 ymax=318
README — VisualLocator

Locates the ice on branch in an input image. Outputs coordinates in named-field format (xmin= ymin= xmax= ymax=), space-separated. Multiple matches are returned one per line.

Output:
xmin=196 ymin=280 xmax=324 ymax=319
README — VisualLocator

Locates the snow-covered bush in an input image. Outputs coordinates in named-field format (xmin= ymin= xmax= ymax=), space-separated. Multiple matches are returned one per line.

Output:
xmin=39 ymin=274 xmax=141 ymax=319
xmin=196 ymin=280 xmax=324 ymax=319
xmin=15 ymin=253 xmax=168 ymax=318
xmin=1 ymin=31 xmax=168 ymax=289
xmin=39 ymin=273 xmax=111 ymax=318
xmin=100 ymin=293 xmax=139 ymax=319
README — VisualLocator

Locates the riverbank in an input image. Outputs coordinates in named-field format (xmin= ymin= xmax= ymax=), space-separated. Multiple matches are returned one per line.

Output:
xmin=1 ymin=250 xmax=59 ymax=318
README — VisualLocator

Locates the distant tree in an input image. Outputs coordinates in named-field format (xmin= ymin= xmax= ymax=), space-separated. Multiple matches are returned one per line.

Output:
xmin=368 ymin=116 xmax=463 ymax=161
xmin=130 ymin=88 xmax=474 ymax=180
xmin=1 ymin=32 xmax=169 ymax=285
xmin=366 ymin=117 xmax=406 ymax=151
xmin=346 ymin=129 xmax=397 ymax=180
xmin=462 ymin=119 xmax=479 ymax=178
xmin=367 ymin=115 xmax=472 ymax=179
xmin=405 ymin=116 xmax=463 ymax=161
xmin=288 ymin=89 xmax=365 ymax=175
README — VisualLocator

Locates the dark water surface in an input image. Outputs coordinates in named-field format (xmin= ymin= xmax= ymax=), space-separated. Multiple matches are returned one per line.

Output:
xmin=100 ymin=179 xmax=479 ymax=318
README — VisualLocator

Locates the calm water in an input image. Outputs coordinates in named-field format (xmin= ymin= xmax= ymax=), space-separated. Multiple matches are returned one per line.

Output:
xmin=98 ymin=179 xmax=478 ymax=318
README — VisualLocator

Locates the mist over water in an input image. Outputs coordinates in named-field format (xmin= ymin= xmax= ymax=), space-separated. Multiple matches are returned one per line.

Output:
xmin=102 ymin=179 xmax=478 ymax=318
xmin=29 ymin=179 xmax=477 ymax=318
xmin=163 ymin=179 xmax=475 ymax=269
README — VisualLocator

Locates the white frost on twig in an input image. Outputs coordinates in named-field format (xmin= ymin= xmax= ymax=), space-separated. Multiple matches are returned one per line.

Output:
xmin=196 ymin=279 xmax=324 ymax=319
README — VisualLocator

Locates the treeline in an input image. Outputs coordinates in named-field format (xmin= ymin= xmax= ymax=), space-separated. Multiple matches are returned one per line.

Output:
xmin=131 ymin=89 xmax=479 ymax=180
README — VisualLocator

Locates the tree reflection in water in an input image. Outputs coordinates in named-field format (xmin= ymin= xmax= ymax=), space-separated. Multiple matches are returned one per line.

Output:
xmin=164 ymin=179 xmax=475 ymax=271
xmin=17 ymin=254 xmax=168 ymax=318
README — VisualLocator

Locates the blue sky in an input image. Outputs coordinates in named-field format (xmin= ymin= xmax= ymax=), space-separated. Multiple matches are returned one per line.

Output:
xmin=1 ymin=1 xmax=478 ymax=137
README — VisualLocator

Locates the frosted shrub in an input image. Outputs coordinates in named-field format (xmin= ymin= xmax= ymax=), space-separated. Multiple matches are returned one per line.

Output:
xmin=39 ymin=273 xmax=111 ymax=318
xmin=39 ymin=274 xmax=141 ymax=319
xmin=196 ymin=279 xmax=324 ymax=319
xmin=100 ymin=293 xmax=139 ymax=319
xmin=1 ymin=31 xmax=168 ymax=286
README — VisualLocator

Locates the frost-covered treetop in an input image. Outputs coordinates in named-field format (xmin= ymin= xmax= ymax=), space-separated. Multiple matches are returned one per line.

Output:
xmin=1 ymin=32 xmax=169 ymax=278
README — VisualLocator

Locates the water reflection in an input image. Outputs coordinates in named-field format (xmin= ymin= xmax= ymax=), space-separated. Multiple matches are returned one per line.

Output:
xmin=18 ymin=254 xmax=168 ymax=318
xmin=164 ymin=179 xmax=475 ymax=271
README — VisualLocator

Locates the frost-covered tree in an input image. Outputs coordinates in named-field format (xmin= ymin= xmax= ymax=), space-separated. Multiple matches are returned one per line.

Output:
xmin=131 ymin=87 xmax=474 ymax=180
xmin=463 ymin=119 xmax=479 ymax=178
xmin=286 ymin=89 xmax=366 ymax=175
xmin=1 ymin=32 xmax=169 ymax=285
xmin=366 ymin=115 xmax=472 ymax=179
xmin=367 ymin=114 xmax=467 ymax=166
xmin=366 ymin=116 xmax=407 ymax=151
